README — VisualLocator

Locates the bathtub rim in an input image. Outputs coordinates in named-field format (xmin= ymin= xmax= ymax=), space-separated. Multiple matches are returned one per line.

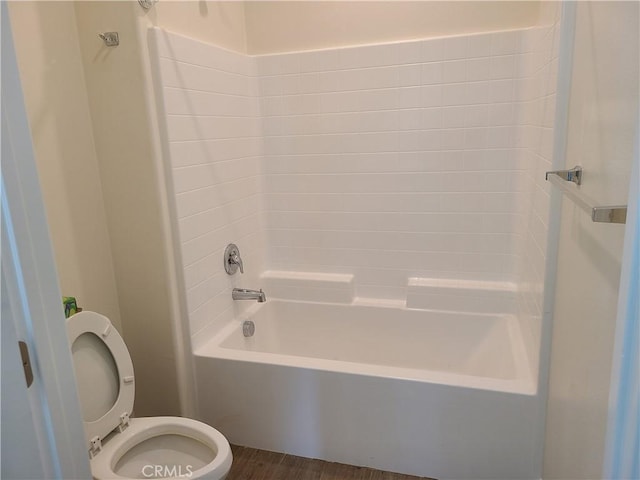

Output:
xmin=195 ymin=299 xmax=536 ymax=396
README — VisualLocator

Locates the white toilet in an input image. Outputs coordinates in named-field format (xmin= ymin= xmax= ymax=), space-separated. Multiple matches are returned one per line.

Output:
xmin=67 ymin=311 xmax=232 ymax=479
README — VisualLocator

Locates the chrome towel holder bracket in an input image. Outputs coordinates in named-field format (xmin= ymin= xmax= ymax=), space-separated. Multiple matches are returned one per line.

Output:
xmin=545 ymin=165 xmax=627 ymax=224
xmin=98 ymin=32 xmax=119 ymax=47
xmin=546 ymin=165 xmax=583 ymax=185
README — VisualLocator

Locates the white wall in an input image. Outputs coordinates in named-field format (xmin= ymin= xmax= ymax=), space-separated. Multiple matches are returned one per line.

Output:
xmin=543 ymin=2 xmax=639 ymax=478
xmin=9 ymin=0 xmax=251 ymax=418
xmin=10 ymin=0 xmax=183 ymax=417
xmin=149 ymin=29 xmax=265 ymax=349
xmin=8 ymin=1 xmax=123 ymax=332
xmin=245 ymin=1 xmax=541 ymax=54
xmin=144 ymin=1 xmax=247 ymax=53
xmin=73 ymin=1 xmax=181 ymax=416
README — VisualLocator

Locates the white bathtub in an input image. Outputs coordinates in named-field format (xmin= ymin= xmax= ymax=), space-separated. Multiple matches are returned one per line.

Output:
xmin=194 ymin=300 xmax=541 ymax=479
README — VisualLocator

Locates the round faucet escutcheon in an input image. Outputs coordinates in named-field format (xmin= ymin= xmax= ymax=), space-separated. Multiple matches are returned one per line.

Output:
xmin=224 ymin=243 xmax=243 ymax=275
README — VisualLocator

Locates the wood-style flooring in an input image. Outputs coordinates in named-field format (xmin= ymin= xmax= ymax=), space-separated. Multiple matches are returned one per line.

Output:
xmin=227 ymin=445 xmax=434 ymax=480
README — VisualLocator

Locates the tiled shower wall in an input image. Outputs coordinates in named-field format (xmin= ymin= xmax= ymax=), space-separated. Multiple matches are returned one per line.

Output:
xmin=515 ymin=13 xmax=561 ymax=368
xmin=150 ymin=29 xmax=265 ymax=345
xmin=259 ymin=30 xmax=532 ymax=300
xmin=150 ymin=24 xmax=558 ymax=347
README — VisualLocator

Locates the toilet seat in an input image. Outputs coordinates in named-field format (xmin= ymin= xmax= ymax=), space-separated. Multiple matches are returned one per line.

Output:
xmin=67 ymin=311 xmax=135 ymax=453
xmin=67 ymin=311 xmax=232 ymax=480
xmin=90 ymin=417 xmax=232 ymax=480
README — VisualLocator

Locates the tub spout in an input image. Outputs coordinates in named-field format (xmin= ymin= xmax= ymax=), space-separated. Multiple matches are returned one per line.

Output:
xmin=232 ymin=288 xmax=266 ymax=303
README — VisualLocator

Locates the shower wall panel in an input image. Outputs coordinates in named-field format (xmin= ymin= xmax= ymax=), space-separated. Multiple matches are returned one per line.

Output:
xmin=514 ymin=17 xmax=561 ymax=371
xmin=258 ymin=31 xmax=531 ymax=300
xmin=149 ymin=24 xmax=558 ymax=350
xmin=150 ymin=29 xmax=265 ymax=346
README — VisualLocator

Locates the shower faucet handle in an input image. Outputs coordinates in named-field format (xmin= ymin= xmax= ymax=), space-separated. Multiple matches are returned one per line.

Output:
xmin=224 ymin=244 xmax=244 ymax=275
xmin=230 ymin=252 xmax=244 ymax=274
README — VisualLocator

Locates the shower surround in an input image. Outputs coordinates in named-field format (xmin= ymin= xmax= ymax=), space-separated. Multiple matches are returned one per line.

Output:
xmin=149 ymin=17 xmax=560 ymax=478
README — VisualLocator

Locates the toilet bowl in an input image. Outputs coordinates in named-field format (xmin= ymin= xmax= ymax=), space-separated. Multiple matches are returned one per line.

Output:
xmin=67 ymin=311 xmax=232 ymax=480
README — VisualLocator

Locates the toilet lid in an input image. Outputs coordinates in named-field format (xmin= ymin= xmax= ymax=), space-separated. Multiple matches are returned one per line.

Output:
xmin=66 ymin=311 xmax=135 ymax=449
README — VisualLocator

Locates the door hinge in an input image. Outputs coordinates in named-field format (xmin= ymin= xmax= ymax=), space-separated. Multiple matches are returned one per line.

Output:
xmin=18 ymin=341 xmax=33 ymax=388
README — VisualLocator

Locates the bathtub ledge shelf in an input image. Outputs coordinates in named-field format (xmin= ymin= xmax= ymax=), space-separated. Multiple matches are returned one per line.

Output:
xmin=260 ymin=270 xmax=354 ymax=304
xmin=406 ymin=277 xmax=518 ymax=314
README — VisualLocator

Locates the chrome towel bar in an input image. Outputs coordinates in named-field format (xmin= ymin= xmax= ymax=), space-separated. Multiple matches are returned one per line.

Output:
xmin=546 ymin=166 xmax=627 ymax=224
